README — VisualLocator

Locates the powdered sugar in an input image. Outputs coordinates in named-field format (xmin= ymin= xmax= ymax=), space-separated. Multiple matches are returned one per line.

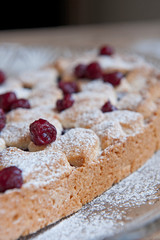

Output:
xmin=1 ymin=148 xmax=72 ymax=188
xmin=18 ymin=68 xmax=58 ymax=88
xmin=0 ymin=122 xmax=30 ymax=149
xmin=7 ymin=107 xmax=58 ymax=123
xmin=104 ymin=110 xmax=144 ymax=134
xmin=29 ymin=150 xmax=160 ymax=240
xmin=75 ymin=109 xmax=105 ymax=128
xmin=104 ymin=110 xmax=143 ymax=123
xmin=117 ymin=93 xmax=142 ymax=110
xmin=59 ymin=101 xmax=104 ymax=128
xmin=53 ymin=128 xmax=100 ymax=166
xmin=73 ymin=91 xmax=109 ymax=102
xmin=56 ymin=128 xmax=98 ymax=150
xmin=97 ymin=54 xmax=145 ymax=71
xmin=0 ymin=138 xmax=6 ymax=151
xmin=92 ymin=121 xmax=126 ymax=149
xmin=80 ymin=80 xmax=117 ymax=105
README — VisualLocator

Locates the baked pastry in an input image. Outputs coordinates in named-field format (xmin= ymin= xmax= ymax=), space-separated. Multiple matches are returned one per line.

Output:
xmin=0 ymin=45 xmax=160 ymax=240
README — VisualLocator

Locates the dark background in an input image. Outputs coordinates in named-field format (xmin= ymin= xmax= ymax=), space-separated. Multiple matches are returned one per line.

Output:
xmin=1 ymin=0 xmax=160 ymax=30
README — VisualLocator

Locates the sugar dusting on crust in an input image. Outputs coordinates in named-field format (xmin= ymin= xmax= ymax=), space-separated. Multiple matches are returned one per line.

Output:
xmin=104 ymin=110 xmax=144 ymax=132
xmin=92 ymin=121 xmax=126 ymax=149
xmin=55 ymin=128 xmax=99 ymax=152
xmin=0 ymin=122 xmax=30 ymax=149
xmin=50 ymin=128 xmax=100 ymax=167
xmin=0 ymin=138 xmax=6 ymax=151
xmin=104 ymin=110 xmax=143 ymax=123
xmin=6 ymin=107 xmax=58 ymax=123
xmin=0 ymin=148 xmax=72 ymax=188
xmin=18 ymin=68 xmax=58 ymax=87
xmin=80 ymin=80 xmax=117 ymax=104
xmin=117 ymin=93 xmax=142 ymax=110
xmin=32 ymin=150 xmax=160 ymax=240
xmin=75 ymin=109 xmax=105 ymax=128
xmin=59 ymin=102 xmax=103 ymax=128
xmin=0 ymin=128 xmax=100 ymax=187
xmin=97 ymin=54 xmax=147 ymax=71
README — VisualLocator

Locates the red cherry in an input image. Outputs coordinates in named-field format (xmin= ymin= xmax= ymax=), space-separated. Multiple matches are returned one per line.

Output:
xmin=10 ymin=99 xmax=31 ymax=110
xmin=85 ymin=62 xmax=102 ymax=80
xmin=99 ymin=45 xmax=114 ymax=56
xmin=0 ymin=166 xmax=23 ymax=193
xmin=0 ymin=70 xmax=6 ymax=84
xmin=58 ymin=81 xmax=79 ymax=95
xmin=30 ymin=119 xmax=57 ymax=146
xmin=103 ymin=71 xmax=124 ymax=87
xmin=101 ymin=101 xmax=118 ymax=113
xmin=0 ymin=108 xmax=6 ymax=131
xmin=56 ymin=94 xmax=74 ymax=112
xmin=0 ymin=92 xmax=17 ymax=112
xmin=74 ymin=64 xmax=87 ymax=78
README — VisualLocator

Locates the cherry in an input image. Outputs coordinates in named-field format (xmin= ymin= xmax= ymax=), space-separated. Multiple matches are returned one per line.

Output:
xmin=0 ymin=92 xmax=17 ymax=112
xmin=10 ymin=99 xmax=31 ymax=110
xmin=101 ymin=101 xmax=118 ymax=113
xmin=74 ymin=64 xmax=87 ymax=78
xmin=0 ymin=166 xmax=23 ymax=193
xmin=103 ymin=71 xmax=124 ymax=87
xmin=56 ymin=94 xmax=74 ymax=112
xmin=99 ymin=45 xmax=114 ymax=56
xmin=0 ymin=108 xmax=6 ymax=131
xmin=85 ymin=62 xmax=102 ymax=80
xmin=30 ymin=119 xmax=57 ymax=146
xmin=58 ymin=81 xmax=79 ymax=95
xmin=0 ymin=70 xmax=6 ymax=84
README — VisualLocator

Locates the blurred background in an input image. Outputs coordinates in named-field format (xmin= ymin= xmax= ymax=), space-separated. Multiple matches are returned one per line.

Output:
xmin=0 ymin=0 xmax=160 ymax=61
xmin=1 ymin=0 xmax=160 ymax=30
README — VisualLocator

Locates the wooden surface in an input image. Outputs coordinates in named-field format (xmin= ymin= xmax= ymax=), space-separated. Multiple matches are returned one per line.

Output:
xmin=0 ymin=20 xmax=160 ymax=52
xmin=0 ymin=20 xmax=160 ymax=240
